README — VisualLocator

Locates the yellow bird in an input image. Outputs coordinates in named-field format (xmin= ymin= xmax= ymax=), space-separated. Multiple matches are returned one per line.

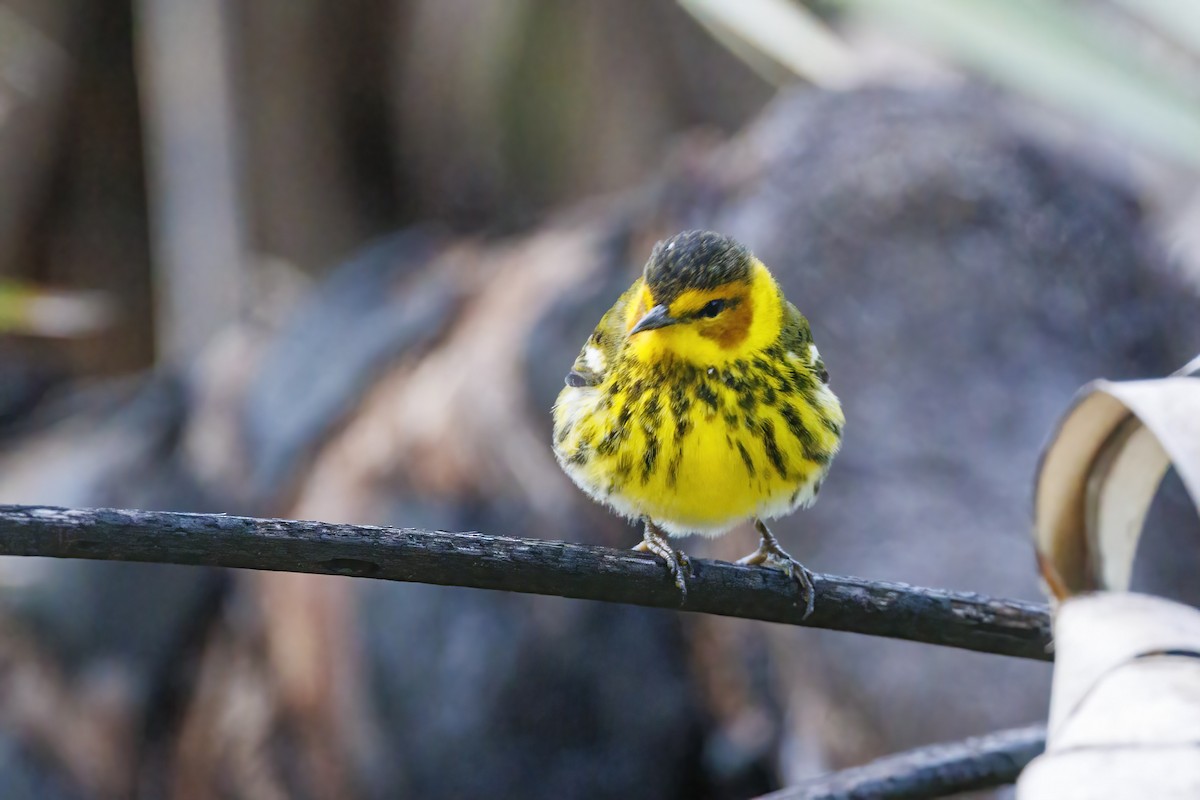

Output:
xmin=552 ymin=230 xmax=843 ymax=614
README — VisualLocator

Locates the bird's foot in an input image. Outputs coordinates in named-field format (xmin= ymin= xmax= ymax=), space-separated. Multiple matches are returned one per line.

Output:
xmin=635 ymin=522 xmax=691 ymax=604
xmin=737 ymin=519 xmax=816 ymax=619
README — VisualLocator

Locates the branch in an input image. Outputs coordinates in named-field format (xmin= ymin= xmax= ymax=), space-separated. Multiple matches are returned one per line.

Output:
xmin=0 ymin=505 xmax=1052 ymax=661
xmin=758 ymin=724 xmax=1046 ymax=800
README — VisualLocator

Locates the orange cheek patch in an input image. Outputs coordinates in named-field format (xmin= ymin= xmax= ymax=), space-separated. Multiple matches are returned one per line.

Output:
xmin=700 ymin=294 xmax=752 ymax=349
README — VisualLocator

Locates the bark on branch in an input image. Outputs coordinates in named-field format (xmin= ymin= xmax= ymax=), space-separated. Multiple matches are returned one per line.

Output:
xmin=0 ymin=505 xmax=1052 ymax=660
xmin=757 ymin=724 xmax=1046 ymax=799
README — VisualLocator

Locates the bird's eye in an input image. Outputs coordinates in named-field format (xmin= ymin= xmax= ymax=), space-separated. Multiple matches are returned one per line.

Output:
xmin=698 ymin=299 xmax=726 ymax=318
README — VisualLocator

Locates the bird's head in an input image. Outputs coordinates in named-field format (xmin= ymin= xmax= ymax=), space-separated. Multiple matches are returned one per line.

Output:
xmin=625 ymin=230 xmax=784 ymax=366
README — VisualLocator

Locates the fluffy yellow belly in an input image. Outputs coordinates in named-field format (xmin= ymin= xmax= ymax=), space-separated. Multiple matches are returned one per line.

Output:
xmin=552 ymin=370 xmax=841 ymax=537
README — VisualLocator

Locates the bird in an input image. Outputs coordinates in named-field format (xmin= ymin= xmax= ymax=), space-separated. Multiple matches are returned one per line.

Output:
xmin=552 ymin=230 xmax=843 ymax=615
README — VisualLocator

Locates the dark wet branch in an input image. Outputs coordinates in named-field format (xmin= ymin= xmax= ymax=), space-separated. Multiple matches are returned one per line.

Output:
xmin=758 ymin=724 xmax=1046 ymax=800
xmin=0 ymin=505 xmax=1052 ymax=661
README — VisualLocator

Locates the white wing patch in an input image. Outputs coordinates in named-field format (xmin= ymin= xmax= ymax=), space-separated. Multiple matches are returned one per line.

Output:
xmin=583 ymin=345 xmax=606 ymax=375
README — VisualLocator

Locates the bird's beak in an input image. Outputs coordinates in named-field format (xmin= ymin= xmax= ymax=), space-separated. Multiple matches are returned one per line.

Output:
xmin=629 ymin=304 xmax=678 ymax=335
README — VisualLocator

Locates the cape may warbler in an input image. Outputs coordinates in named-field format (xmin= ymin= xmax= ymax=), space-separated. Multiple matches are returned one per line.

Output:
xmin=552 ymin=231 xmax=843 ymax=614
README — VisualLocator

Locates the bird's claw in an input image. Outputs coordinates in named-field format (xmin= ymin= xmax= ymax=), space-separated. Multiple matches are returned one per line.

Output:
xmin=668 ymin=552 xmax=689 ymax=601
xmin=638 ymin=522 xmax=691 ymax=605
xmin=737 ymin=528 xmax=816 ymax=619
xmin=780 ymin=556 xmax=816 ymax=620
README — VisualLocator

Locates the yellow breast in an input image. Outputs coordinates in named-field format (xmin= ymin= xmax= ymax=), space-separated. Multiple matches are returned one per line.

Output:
xmin=552 ymin=348 xmax=843 ymax=537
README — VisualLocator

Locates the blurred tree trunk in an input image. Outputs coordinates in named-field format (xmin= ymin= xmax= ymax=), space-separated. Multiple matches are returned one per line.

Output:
xmin=135 ymin=0 xmax=249 ymax=363
xmin=31 ymin=0 xmax=154 ymax=374
xmin=0 ymin=1 xmax=75 ymax=281
xmin=0 ymin=0 xmax=768 ymax=376
xmin=234 ymin=0 xmax=393 ymax=274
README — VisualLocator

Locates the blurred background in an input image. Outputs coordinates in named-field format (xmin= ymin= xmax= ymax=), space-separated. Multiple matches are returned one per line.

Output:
xmin=0 ymin=1 xmax=1198 ymax=798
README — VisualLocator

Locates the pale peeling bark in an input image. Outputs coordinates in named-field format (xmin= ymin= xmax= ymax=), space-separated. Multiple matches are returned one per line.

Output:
xmin=1017 ymin=593 xmax=1200 ymax=799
